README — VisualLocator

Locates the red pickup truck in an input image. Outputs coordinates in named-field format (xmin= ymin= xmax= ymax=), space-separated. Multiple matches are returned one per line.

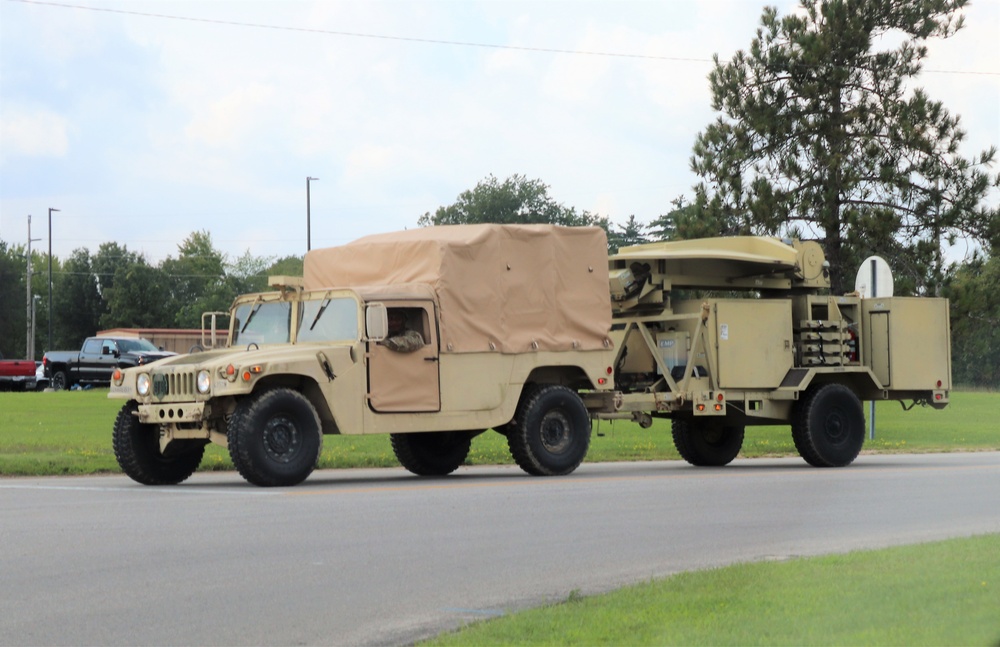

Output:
xmin=0 ymin=352 xmax=37 ymax=391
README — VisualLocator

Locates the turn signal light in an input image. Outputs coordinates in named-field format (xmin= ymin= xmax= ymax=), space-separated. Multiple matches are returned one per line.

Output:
xmin=714 ymin=403 xmax=723 ymax=411
xmin=697 ymin=404 xmax=706 ymax=412
xmin=241 ymin=365 xmax=264 ymax=382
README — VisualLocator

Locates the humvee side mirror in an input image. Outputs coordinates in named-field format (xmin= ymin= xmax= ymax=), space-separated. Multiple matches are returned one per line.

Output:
xmin=365 ymin=303 xmax=388 ymax=342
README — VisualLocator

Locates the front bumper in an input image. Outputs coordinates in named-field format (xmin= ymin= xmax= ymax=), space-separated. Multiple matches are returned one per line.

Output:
xmin=136 ymin=401 xmax=211 ymax=425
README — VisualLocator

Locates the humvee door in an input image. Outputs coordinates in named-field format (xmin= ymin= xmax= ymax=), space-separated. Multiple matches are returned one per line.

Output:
xmin=367 ymin=301 xmax=441 ymax=412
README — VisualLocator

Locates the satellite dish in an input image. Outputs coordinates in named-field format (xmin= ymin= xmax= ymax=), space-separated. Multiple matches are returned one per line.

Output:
xmin=854 ymin=256 xmax=894 ymax=298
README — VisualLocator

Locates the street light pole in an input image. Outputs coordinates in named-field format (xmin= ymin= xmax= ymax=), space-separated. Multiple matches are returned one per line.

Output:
xmin=306 ymin=177 xmax=319 ymax=251
xmin=47 ymin=207 xmax=59 ymax=352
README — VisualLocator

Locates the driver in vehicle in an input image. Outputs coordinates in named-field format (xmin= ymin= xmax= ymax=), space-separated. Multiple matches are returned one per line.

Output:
xmin=383 ymin=310 xmax=424 ymax=353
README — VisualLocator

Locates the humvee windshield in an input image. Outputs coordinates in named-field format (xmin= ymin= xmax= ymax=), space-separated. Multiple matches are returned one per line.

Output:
xmin=230 ymin=295 xmax=359 ymax=346
xmin=297 ymin=296 xmax=358 ymax=343
xmin=232 ymin=301 xmax=291 ymax=345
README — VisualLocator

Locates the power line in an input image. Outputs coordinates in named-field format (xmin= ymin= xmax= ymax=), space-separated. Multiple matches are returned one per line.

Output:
xmin=10 ymin=0 xmax=710 ymax=64
xmin=12 ymin=0 xmax=998 ymax=75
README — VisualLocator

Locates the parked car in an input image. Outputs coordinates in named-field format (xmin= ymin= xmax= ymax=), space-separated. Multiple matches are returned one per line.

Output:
xmin=35 ymin=361 xmax=48 ymax=390
xmin=43 ymin=337 xmax=175 ymax=390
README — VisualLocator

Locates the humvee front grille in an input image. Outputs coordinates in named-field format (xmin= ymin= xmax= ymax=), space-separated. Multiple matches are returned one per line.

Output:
xmin=152 ymin=371 xmax=197 ymax=399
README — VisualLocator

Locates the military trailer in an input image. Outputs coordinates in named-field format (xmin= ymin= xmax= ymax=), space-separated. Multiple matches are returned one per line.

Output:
xmin=598 ymin=236 xmax=950 ymax=468
xmin=108 ymin=225 xmax=950 ymax=487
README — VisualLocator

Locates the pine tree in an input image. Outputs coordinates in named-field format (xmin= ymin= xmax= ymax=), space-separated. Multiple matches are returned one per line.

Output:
xmin=691 ymin=0 xmax=998 ymax=294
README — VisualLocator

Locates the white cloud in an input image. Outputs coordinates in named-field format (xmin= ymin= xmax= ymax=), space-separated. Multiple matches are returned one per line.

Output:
xmin=0 ymin=104 xmax=70 ymax=160
xmin=183 ymin=83 xmax=276 ymax=148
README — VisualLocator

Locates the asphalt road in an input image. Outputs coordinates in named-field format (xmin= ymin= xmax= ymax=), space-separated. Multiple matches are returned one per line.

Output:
xmin=2 ymin=452 xmax=998 ymax=646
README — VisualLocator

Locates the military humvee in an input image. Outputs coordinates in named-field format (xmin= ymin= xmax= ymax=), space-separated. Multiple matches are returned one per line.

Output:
xmin=110 ymin=225 xmax=616 ymax=486
xmin=109 ymin=225 xmax=950 ymax=487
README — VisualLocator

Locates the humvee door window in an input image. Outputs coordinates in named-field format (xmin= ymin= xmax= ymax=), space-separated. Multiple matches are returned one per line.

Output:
xmin=298 ymin=297 xmax=359 ymax=343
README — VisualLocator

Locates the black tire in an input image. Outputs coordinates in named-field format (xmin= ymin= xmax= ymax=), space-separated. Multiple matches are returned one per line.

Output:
xmin=792 ymin=383 xmax=865 ymax=467
xmin=227 ymin=388 xmax=322 ymax=487
xmin=671 ymin=418 xmax=744 ymax=467
xmin=113 ymin=401 xmax=205 ymax=485
xmin=390 ymin=431 xmax=474 ymax=476
xmin=506 ymin=385 xmax=591 ymax=476
xmin=51 ymin=370 xmax=68 ymax=391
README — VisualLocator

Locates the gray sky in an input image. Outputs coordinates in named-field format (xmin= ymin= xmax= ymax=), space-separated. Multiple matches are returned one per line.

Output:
xmin=2 ymin=0 xmax=998 ymax=265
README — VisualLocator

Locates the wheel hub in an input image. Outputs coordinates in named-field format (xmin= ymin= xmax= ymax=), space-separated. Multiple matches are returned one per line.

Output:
xmin=823 ymin=409 xmax=848 ymax=444
xmin=540 ymin=411 xmax=573 ymax=454
xmin=263 ymin=415 xmax=300 ymax=462
xmin=704 ymin=426 xmax=726 ymax=445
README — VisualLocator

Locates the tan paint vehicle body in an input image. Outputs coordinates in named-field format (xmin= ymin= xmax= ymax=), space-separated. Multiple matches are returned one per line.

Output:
xmin=602 ymin=237 xmax=950 ymax=420
xmin=110 ymin=225 xmax=617 ymax=486
xmin=109 ymin=226 xmax=951 ymax=487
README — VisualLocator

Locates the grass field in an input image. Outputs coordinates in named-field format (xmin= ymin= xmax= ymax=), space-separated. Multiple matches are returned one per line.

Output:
xmin=424 ymin=534 xmax=1000 ymax=646
xmin=0 ymin=389 xmax=996 ymax=476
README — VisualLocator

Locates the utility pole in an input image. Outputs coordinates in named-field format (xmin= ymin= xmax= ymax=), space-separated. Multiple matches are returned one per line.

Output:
xmin=306 ymin=177 xmax=319 ymax=251
xmin=31 ymin=295 xmax=41 ymax=364
xmin=26 ymin=216 xmax=41 ymax=359
xmin=48 ymin=207 xmax=60 ymax=352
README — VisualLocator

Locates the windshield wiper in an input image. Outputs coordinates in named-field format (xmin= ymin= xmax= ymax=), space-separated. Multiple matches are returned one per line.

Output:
xmin=240 ymin=297 xmax=263 ymax=334
xmin=309 ymin=292 xmax=333 ymax=331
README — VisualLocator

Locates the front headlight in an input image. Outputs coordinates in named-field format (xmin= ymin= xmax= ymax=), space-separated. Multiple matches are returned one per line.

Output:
xmin=197 ymin=369 xmax=211 ymax=394
xmin=136 ymin=373 xmax=151 ymax=396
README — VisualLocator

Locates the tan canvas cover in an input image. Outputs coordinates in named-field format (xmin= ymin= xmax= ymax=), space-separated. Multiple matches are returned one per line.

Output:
xmin=304 ymin=224 xmax=612 ymax=354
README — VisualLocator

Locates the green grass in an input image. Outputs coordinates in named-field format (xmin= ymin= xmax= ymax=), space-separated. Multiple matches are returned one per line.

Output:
xmin=424 ymin=534 xmax=1000 ymax=646
xmin=0 ymin=390 xmax=996 ymax=476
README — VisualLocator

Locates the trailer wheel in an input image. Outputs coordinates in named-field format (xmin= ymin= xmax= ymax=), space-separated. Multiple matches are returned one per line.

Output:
xmin=113 ymin=401 xmax=205 ymax=485
xmin=792 ymin=383 xmax=865 ymax=467
xmin=51 ymin=370 xmax=68 ymax=391
xmin=507 ymin=385 xmax=591 ymax=476
xmin=228 ymin=388 xmax=322 ymax=487
xmin=391 ymin=431 xmax=474 ymax=476
xmin=671 ymin=419 xmax=744 ymax=466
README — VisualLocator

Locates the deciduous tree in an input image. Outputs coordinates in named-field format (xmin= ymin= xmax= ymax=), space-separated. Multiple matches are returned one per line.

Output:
xmin=101 ymin=260 xmax=172 ymax=330
xmin=161 ymin=231 xmax=227 ymax=328
xmin=945 ymin=253 xmax=1000 ymax=387
xmin=0 ymin=241 xmax=27 ymax=359
xmin=53 ymin=249 xmax=102 ymax=349
xmin=418 ymin=174 xmax=607 ymax=230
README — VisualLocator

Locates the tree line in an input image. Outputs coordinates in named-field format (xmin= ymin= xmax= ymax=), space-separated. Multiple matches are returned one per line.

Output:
xmin=0 ymin=231 xmax=302 ymax=360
